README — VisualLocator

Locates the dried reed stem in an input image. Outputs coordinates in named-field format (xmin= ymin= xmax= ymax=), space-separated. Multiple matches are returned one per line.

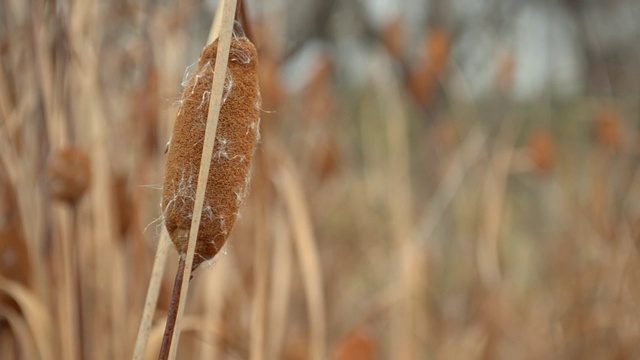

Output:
xmin=51 ymin=206 xmax=79 ymax=360
xmin=273 ymin=152 xmax=326 ymax=360
xmin=132 ymin=231 xmax=170 ymax=360
xmin=208 ymin=1 xmax=225 ymax=44
xmin=34 ymin=11 xmax=81 ymax=359
xmin=371 ymin=59 xmax=418 ymax=360
xmin=250 ymin=197 xmax=269 ymax=360
xmin=81 ymin=44 xmax=122 ymax=360
xmin=166 ymin=0 xmax=238 ymax=358
xmin=0 ymin=307 xmax=38 ymax=360
xmin=267 ymin=208 xmax=293 ymax=359
xmin=199 ymin=255 xmax=235 ymax=359
xmin=477 ymin=143 xmax=515 ymax=287
xmin=0 ymin=276 xmax=54 ymax=360
xmin=158 ymin=255 xmax=186 ymax=359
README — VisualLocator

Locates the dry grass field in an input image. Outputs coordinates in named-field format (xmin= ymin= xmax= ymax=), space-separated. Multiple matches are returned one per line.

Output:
xmin=1 ymin=0 xmax=640 ymax=359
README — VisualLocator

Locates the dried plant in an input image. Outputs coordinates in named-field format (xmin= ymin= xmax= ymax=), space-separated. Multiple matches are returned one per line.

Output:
xmin=47 ymin=147 xmax=91 ymax=204
xmin=1 ymin=1 xmax=639 ymax=360
xmin=528 ymin=128 xmax=556 ymax=175
xmin=145 ymin=1 xmax=262 ymax=359
xmin=162 ymin=22 xmax=261 ymax=271
xmin=594 ymin=108 xmax=623 ymax=150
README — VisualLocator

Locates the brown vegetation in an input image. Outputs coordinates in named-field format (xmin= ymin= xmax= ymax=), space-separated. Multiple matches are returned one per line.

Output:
xmin=0 ymin=1 xmax=639 ymax=359
xmin=161 ymin=26 xmax=261 ymax=270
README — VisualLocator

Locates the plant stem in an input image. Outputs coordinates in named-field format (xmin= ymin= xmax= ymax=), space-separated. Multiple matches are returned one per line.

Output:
xmin=158 ymin=255 xmax=186 ymax=360
xmin=133 ymin=231 xmax=170 ymax=360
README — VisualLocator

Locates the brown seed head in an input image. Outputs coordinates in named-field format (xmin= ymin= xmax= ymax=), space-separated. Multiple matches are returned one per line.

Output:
xmin=595 ymin=109 xmax=622 ymax=150
xmin=382 ymin=16 xmax=405 ymax=60
xmin=47 ymin=147 xmax=91 ymax=204
xmin=332 ymin=329 xmax=376 ymax=360
xmin=426 ymin=28 xmax=451 ymax=77
xmin=496 ymin=50 xmax=516 ymax=93
xmin=528 ymin=128 xmax=556 ymax=175
xmin=162 ymin=25 xmax=261 ymax=270
xmin=407 ymin=28 xmax=451 ymax=108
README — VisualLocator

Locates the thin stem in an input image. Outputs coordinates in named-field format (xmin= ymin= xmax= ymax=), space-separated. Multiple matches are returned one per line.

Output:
xmin=132 ymin=231 xmax=170 ymax=360
xmin=158 ymin=255 xmax=186 ymax=360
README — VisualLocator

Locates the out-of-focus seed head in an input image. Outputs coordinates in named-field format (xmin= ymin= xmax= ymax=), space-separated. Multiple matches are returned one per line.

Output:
xmin=47 ymin=147 xmax=92 ymax=204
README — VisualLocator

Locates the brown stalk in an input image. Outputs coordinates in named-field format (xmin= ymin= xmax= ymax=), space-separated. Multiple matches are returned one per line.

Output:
xmin=157 ymin=255 xmax=186 ymax=359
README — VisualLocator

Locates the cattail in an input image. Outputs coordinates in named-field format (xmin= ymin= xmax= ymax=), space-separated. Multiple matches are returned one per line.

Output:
xmin=496 ymin=49 xmax=516 ymax=93
xmin=332 ymin=329 xmax=376 ymax=360
xmin=47 ymin=147 xmax=91 ymax=204
xmin=594 ymin=108 xmax=622 ymax=150
xmin=313 ymin=138 xmax=339 ymax=182
xmin=407 ymin=27 xmax=451 ymax=108
xmin=381 ymin=16 xmax=405 ymax=60
xmin=162 ymin=22 xmax=261 ymax=271
xmin=528 ymin=128 xmax=556 ymax=175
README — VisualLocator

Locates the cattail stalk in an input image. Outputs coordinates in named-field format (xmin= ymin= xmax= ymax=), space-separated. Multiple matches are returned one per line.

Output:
xmin=158 ymin=0 xmax=263 ymax=358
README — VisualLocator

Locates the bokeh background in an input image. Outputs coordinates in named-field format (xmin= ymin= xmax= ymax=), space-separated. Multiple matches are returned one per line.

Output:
xmin=1 ymin=0 xmax=640 ymax=359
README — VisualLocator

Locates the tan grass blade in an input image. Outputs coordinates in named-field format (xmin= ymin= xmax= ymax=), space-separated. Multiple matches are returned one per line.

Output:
xmin=198 ymin=255 xmax=237 ymax=359
xmin=0 ymin=42 xmax=49 ymax=330
xmin=250 ymin=200 xmax=269 ymax=360
xmin=80 ymin=43 xmax=121 ymax=360
xmin=0 ymin=307 xmax=39 ymax=360
xmin=50 ymin=205 xmax=79 ymax=360
xmin=272 ymin=150 xmax=326 ymax=360
xmin=0 ymin=277 xmax=53 ymax=360
xmin=0 ymin=328 xmax=12 ymax=360
xmin=132 ymin=230 xmax=170 ymax=360
xmin=208 ymin=0 xmax=226 ymax=44
xmin=477 ymin=145 xmax=516 ymax=287
xmin=167 ymin=0 xmax=238 ymax=358
xmin=267 ymin=208 xmax=293 ymax=359
xmin=146 ymin=317 xmax=169 ymax=360
xmin=412 ymin=126 xmax=486 ymax=245
xmin=35 ymin=7 xmax=80 ymax=359
xmin=146 ymin=315 xmax=228 ymax=360
xmin=66 ymin=0 xmax=124 ymax=357
xmin=369 ymin=57 xmax=419 ymax=360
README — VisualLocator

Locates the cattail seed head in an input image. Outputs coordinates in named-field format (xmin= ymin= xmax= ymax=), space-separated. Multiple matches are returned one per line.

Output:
xmin=528 ymin=128 xmax=556 ymax=175
xmin=47 ymin=147 xmax=91 ymax=204
xmin=162 ymin=23 xmax=261 ymax=270
xmin=332 ymin=329 xmax=376 ymax=360
xmin=382 ymin=16 xmax=405 ymax=60
xmin=594 ymin=108 xmax=622 ymax=150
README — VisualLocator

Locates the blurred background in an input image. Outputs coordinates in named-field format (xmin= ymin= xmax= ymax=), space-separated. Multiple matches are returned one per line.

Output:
xmin=1 ymin=0 xmax=640 ymax=359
